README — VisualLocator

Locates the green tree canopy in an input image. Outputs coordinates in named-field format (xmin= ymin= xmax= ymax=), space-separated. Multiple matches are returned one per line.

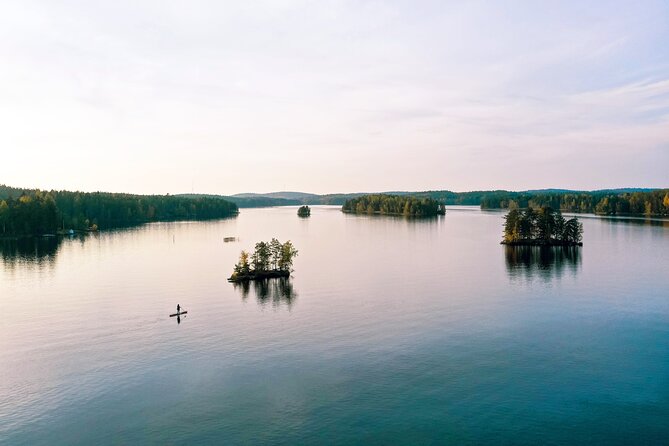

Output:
xmin=503 ymin=207 xmax=582 ymax=245
xmin=342 ymin=194 xmax=445 ymax=217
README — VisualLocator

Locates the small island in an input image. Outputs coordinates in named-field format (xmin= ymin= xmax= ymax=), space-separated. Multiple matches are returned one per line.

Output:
xmin=297 ymin=205 xmax=311 ymax=217
xmin=502 ymin=207 xmax=583 ymax=246
xmin=342 ymin=194 xmax=446 ymax=217
xmin=228 ymin=238 xmax=298 ymax=282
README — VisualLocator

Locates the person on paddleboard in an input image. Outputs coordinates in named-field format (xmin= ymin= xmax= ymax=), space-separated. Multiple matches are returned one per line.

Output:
xmin=177 ymin=304 xmax=181 ymax=313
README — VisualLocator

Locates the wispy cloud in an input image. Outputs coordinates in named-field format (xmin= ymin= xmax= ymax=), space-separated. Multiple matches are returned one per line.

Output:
xmin=0 ymin=0 xmax=667 ymax=193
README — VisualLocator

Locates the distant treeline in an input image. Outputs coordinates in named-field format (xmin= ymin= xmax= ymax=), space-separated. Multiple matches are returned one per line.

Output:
xmin=0 ymin=186 xmax=238 ymax=236
xmin=342 ymin=194 xmax=445 ymax=217
xmin=176 ymin=193 xmax=301 ymax=208
xmin=218 ymin=188 xmax=669 ymax=217
xmin=474 ymin=190 xmax=669 ymax=216
xmin=317 ymin=189 xmax=669 ymax=216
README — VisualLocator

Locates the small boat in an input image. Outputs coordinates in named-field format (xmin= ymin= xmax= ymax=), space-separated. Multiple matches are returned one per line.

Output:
xmin=169 ymin=311 xmax=188 ymax=317
xmin=224 ymin=237 xmax=237 ymax=242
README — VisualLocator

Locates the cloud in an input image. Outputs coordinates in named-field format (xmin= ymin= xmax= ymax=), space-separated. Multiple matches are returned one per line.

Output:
xmin=0 ymin=0 xmax=668 ymax=193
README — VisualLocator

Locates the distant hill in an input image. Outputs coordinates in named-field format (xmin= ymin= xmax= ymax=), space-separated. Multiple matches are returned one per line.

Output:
xmin=176 ymin=193 xmax=300 ymax=208
xmin=232 ymin=191 xmax=320 ymax=201
xmin=523 ymin=188 xmax=657 ymax=194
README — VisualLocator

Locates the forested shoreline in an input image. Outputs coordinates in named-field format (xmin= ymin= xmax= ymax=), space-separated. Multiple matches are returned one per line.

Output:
xmin=478 ymin=189 xmax=669 ymax=216
xmin=342 ymin=195 xmax=446 ymax=217
xmin=2 ymin=183 xmax=667 ymax=236
xmin=306 ymin=189 xmax=669 ymax=217
xmin=0 ymin=186 xmax=238 ymax=236
xmin=220 ymin=189 xmax=669 ymax=217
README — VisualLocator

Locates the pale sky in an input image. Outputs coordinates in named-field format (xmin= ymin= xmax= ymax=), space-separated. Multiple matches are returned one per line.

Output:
xmin=1 ymin=0 xmax=668 ymax=195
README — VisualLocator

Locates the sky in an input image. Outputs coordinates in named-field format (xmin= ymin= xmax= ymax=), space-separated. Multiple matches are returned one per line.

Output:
xmin=1 ymin=0 xmax=668 ymax=195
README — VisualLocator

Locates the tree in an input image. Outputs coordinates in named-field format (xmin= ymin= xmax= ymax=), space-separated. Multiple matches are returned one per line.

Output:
xmin=0 ymin=200 xmax=7 ymax=234
xmin=233 ymin=250 xmax=251 ymax=276
xmin=536 ymin=207 xmax=556 ymax=241
xmin=269 ymin=238 xmax=282 ymax=270
xmin=503 ymin=209 xmax=520 ymax=242
xmin=518 ymin=208 xmax=536 ymax=240
xmin=645 ymin=201 xmax=653 ymax=216
xmin=563 ymin=218 xmax=583 ymax=243
xmin=252 ymin=241 xmax=270 ymax=272
xmin=553 ymin=212 xmax=566 ymax=241
xmin=278 ymin=241 xmax=298 ymax=272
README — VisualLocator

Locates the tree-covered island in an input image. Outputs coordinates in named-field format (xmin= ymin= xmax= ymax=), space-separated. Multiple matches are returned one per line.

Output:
xmin=229 ymin=239 xmax=298 ymax=282
xmin=342 ymin=194 xmax=446 ymax=217
xmin=502 ymin=207 xmax=583 ymax=246
xmin=297 ymin=205 xmax=311 ymax=217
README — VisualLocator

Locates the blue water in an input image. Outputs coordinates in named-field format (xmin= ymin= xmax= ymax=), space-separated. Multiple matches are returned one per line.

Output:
xmin=1 ymin=207 xmax=668 ymax=445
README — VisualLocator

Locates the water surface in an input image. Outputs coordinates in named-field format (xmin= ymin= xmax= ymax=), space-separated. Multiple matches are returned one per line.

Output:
xmin=2 ymin=206 xmax=668 ymax=445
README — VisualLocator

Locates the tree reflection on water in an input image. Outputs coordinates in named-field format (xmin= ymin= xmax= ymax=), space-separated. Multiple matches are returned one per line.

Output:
xmin=0 ymin=236 xmax=63 ymax=268
xmin=232 ymin=277 xmax=297 ymax=309
xmin=504 ymin=245 xmax=581 ymax=281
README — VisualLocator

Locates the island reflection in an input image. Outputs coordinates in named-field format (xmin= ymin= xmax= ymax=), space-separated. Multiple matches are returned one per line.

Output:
xmin=233 ymin=277 xmax=297 ymax=309
xmin=504 ymin=245 xmax=581 ymax=281
xmin=0 ymin=237 xmax=63 ymax=268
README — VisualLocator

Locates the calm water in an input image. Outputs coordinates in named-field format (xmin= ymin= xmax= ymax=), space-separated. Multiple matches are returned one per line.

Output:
xmin=2 ymin=206 xmax=669 ymax=445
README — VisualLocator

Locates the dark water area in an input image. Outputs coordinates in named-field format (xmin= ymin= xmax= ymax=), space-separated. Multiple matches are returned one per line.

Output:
xmin=0 ymin=236 xmax=63 ymax=264
xmin=1 ymin=206 xmax=668 ymax=445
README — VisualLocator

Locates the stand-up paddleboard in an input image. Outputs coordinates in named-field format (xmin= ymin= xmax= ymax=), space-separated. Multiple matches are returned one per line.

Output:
xmin=169 ymin=311 xmax=188 ymax=317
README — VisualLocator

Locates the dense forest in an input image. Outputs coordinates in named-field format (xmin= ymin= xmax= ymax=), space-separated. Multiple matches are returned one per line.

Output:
xmin=229 ymin=239 xmax=298 ymax=282
xmin=3 ymin=182 xmax=667 ymax=236
xmin=176 ymin=193 xmax=300 ymax=208
xmin=214 ymin=188 xmax=669 ymax=217
xmin=0 ymin=186 xmax=238 ymax=236
xmin=479 ymin=189 xmax=669 ymax=216
xmin=342 ymin=195 xmax=446 ymax=217
xmin=503 ymin=207 xmax=583 ymax=246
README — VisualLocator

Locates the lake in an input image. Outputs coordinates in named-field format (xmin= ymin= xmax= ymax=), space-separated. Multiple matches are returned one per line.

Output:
xmin=2 ymin=206 xmax=668 ymax=445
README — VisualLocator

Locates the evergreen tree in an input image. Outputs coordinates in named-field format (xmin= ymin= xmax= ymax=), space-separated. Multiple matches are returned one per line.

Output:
xmin=252 ymin=241 xmax=271 ymax=272
xmin=269 ymin=238 xmax=282 ymax=270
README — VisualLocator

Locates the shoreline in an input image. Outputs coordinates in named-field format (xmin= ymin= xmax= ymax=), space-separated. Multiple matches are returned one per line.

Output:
xmin=501 ymin=240 xmax=583 ymax=247
xmin=228 ymin=270 xmax=291 ymax=283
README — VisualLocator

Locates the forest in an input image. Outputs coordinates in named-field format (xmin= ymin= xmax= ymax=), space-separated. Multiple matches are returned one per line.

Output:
xmin=229 ymin=239 xmax=298 ymax=282
xmin=0 ymin=187 xmax=238 ymax=236
xmin=342 ymin=194 xmax=446 ymax=217
xmin=176 ymin=193 xmax=301 ymax=208
xmin=3 ymin=183 xmax=667 ymax=236
xmin=479 ymin=189 xmax=669 ymax=216
xmin=502 ymin=207 xmax=583 ymax=246
xmin=256 ymin=188 xmax=669 ymax=217
xmin=187 ymin=188 xmax=669 ymax=217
